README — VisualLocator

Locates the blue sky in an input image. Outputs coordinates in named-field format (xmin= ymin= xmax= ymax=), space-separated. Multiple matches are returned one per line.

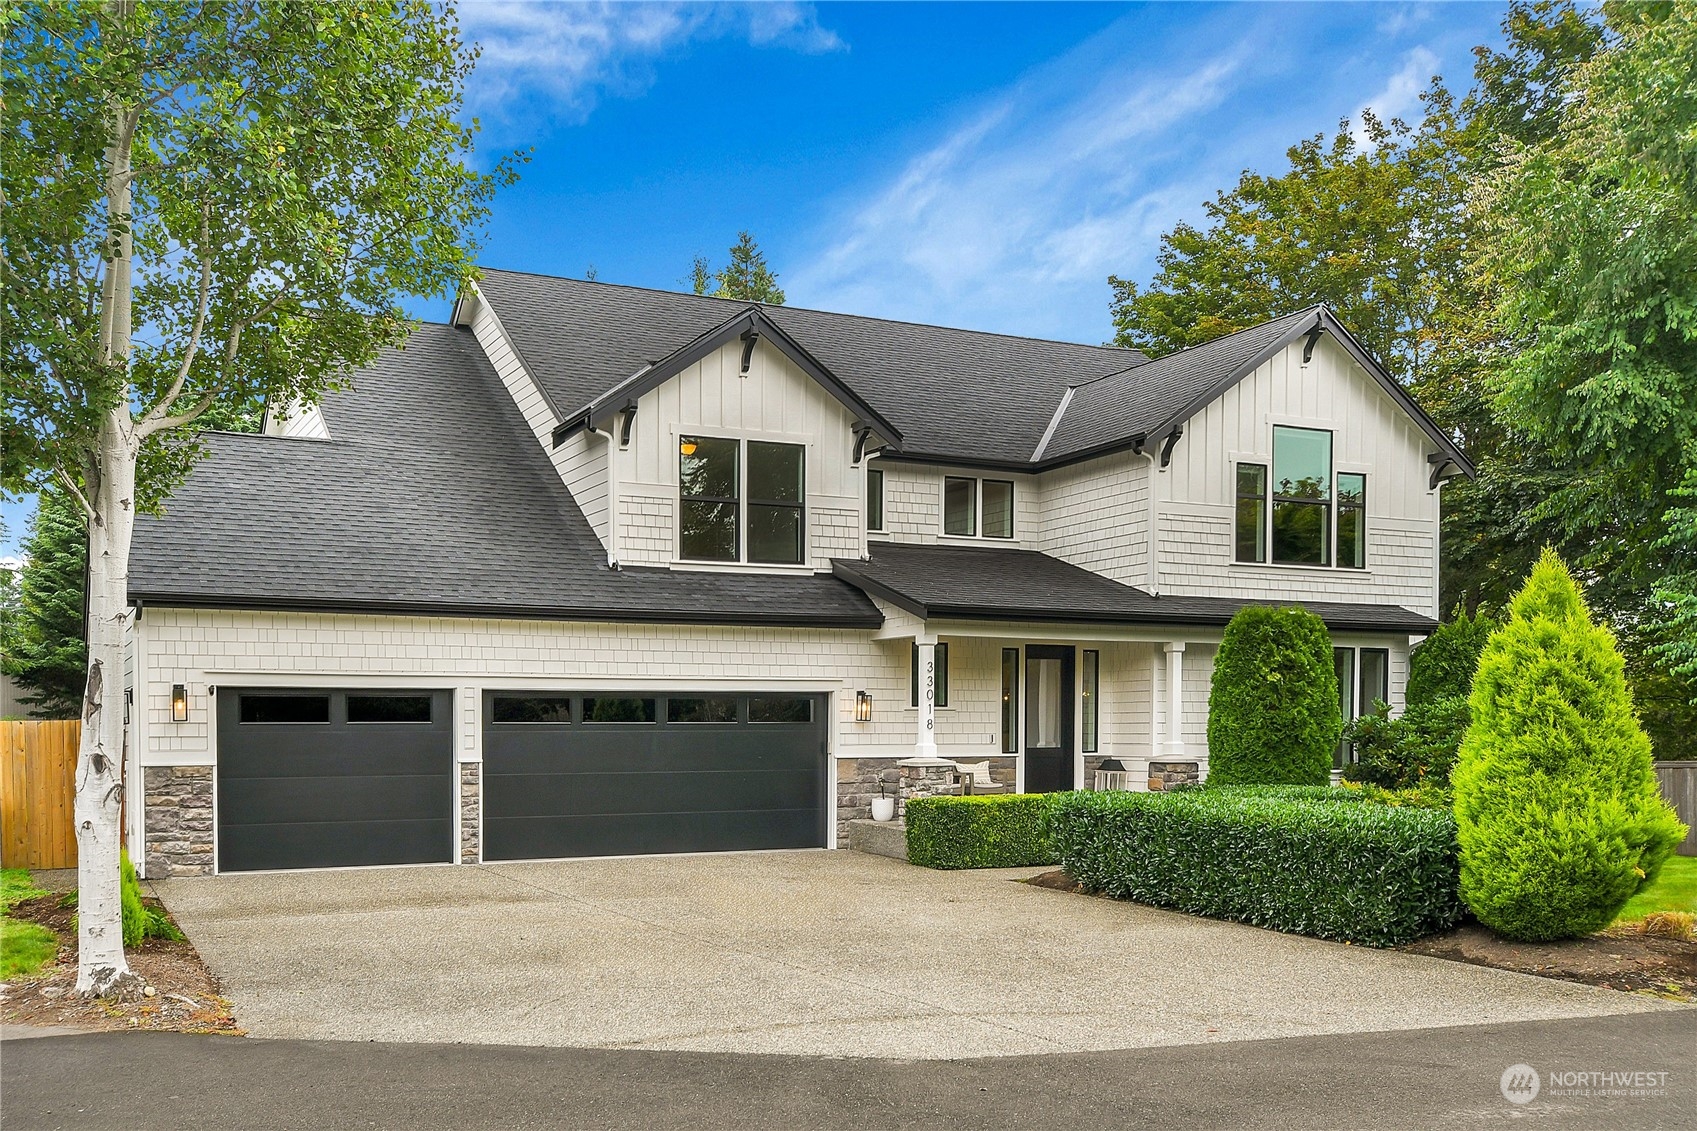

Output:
xmin=2 ymin=1 xmax=1509 ymax=557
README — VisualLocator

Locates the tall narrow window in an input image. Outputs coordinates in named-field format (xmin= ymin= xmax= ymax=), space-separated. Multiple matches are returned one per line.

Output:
xmin=1001 ymin=648 xmax=1019 ymax=753
xmin=866 ymin=466 xmax=884 ymax=531
xmin=1333 ymin=647 xmax=1356 ymax=769
xmin=679 ymin=436 xmax=738 ymax=561
xmin=1359 ymin=648 xmax=1390 ymax=715
xmin=1271 ymin=426 xmax=1332 ymax=565
xmin=1081 ymin=649 xmax=1100 ymax=753
xmin=1235 ymin=463 xmax=1267 ymax=563
xmin=982 ymin=480 xmax=1014 ymax=538
xmin=1337 ymin=472 xmax=1366 ymax=569
xmin=748 ymin=441 xmax=805 ymax=564
xmin=911 ymin=643 xmax=949 ymax=707
xmin=943 ymin=477 xmax=976 ymax=536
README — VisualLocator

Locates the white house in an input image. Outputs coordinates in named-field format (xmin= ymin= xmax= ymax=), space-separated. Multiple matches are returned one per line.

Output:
xmin=125 ymin=271 xmax=1471 ymax=876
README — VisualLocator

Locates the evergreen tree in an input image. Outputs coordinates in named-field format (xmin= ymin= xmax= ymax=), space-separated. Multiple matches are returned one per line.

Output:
xmin=1206 ymin=606 xmax=1341 ymax=786
xmin=1452 ymin=550 xmax=1686 ymax=940
xmin=690 ymin=232 xmax=786 ymax=304
xmin=1 ymin=485 xmax=87 ymax=718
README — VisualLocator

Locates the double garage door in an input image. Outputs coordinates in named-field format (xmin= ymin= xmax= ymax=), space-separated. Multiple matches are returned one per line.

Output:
xmin=216 ymin=688 xmax=828 ymax=872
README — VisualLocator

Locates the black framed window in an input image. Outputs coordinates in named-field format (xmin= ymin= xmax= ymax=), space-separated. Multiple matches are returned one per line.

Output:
xmin=1333 ymin=647 xmax=1356 ymax=769
xmin=866 ymin=466 xmax=884 ymax=531
xmin=1271 ymin=426 xmax=1332 ymax=565
xmin=1337 ymin=472 xmax=1367 ymax=569
xmin=943 ymin=477 xmax=976 ymax=536
xmin=1001 ymin=648 xmax=1019 ymax=753
xmin=748 ymin=441 xmax=805 ymax=564
xmin=749 ymin=697 xmax=813 ymax=723
xmin=346 ymin=695 xmax=432 ymax=723
xmin=1081 ymin=649 xmax=1099 ymax=753
xmin=582 ymin=697 xmax=657 ymax=723
xmin=1236 ymin=463 xmax=1267 ymax=563
xmin=667 ymin=696 xmax=739 ymax=723
xmin=982 ymin=480 xmax=1014 ymax=538
xmin=1360 ymin=648 xmax=1390 ymax=715
xmin=679 ymin=436 xmax=739 ymax=561
xmin=491 ymin=695 xmax=572 ymax=723
xmin=239 ymin=694 xmax=329 ymax=724
xmin=910 ymin=643 xmax=949 ymax=708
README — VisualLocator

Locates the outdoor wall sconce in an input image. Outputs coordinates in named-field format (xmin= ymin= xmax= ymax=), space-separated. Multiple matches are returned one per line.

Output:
xmin=171 ymin=684 xmax=189 ymax=723
xmin=854 ymin=690 xmax=873 ymax=723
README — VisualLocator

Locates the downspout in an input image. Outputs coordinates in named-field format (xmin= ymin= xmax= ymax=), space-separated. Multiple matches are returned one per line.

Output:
xmin=588 ymin=422 xmax=619 ymax=569
xmin=1138 ymin=449 xmax=1159 ymax=595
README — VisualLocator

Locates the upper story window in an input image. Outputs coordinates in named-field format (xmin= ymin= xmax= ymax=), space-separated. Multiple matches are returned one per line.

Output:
xmin=943 ymin=476 xmax=1014 ymax=538
xmin=679 ymin=435 xmax=805 ymax=565
xmin=866 ymin=466 xmax=884 ymax=531
xmin=1235 ymin=426 xmax=1366 ymax=568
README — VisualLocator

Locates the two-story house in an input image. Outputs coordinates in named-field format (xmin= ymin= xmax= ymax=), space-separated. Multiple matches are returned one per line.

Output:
xmin=125 ymin=269 xmax=1471 ymax=876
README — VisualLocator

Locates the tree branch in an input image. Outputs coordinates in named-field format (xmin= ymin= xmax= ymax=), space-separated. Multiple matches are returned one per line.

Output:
xmin=135 ymin=204 xmax=213 ymax=437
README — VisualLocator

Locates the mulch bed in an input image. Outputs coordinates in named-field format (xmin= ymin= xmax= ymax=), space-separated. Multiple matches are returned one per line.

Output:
xmin=1025 ymin=868 xmax=1697 ymax=1002
xmin=1 ymin=893 xmax=243 ymax=1034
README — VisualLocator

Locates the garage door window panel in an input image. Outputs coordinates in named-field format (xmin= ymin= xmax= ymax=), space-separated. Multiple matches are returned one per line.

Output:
xmin=582 ymin=697 xmax=657 ymax=723
xmin=239 ymin=694 xmax=330 ymax=724
xmin=490 ymin=695 xmax=573 ymax=724
xmin=749 ymin=697 xmax=813 ymax=723
xmin=668 ymin=696 xmax=740 ymax=723
xmin=346 ymin=695 xmax=432 ymax=723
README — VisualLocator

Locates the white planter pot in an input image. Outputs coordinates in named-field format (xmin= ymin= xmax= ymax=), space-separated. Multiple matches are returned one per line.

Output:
xmin=870 ymin=796 xmax=897 ymax=822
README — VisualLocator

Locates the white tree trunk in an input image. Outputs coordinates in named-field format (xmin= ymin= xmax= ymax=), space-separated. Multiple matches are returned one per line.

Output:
xmin=76 ymin=37 xmax=143 ymax=997
xmin=74 ymin=412 xmax=140 ymax=998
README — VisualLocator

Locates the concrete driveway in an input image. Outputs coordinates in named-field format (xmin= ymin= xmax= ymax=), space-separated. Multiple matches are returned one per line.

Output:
xmin=156 ymin=850 xmax=1682 ymax=1059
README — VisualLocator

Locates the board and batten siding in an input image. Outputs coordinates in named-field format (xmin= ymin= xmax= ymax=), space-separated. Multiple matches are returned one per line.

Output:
xmin=464 ymin=288 xmax=613 ymax=552
xmin=1153 ymin=335 xmax=1443 ymax=618
xmin=618 ymin=338 xmax=865 ymax=569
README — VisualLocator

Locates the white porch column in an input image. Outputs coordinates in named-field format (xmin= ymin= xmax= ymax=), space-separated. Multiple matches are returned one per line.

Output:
xmin=1163 ymin=641 xmax=1186 ymax=758
xmin=915 ymin=638 xmax=939 ymax=759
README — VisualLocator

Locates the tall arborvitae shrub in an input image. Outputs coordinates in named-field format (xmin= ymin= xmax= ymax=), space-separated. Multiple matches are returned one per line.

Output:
xmin=1206 ymin=606 xmax=1341 ymax=785
xmin=1407 ymin=606 xmax=1495 ymax=706
xmin=1453 ymin=550 xmax=1687 ymax=940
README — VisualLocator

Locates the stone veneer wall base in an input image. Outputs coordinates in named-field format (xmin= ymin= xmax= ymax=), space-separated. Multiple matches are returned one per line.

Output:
xmin=143 ymin=766 xmax=215 ymax=877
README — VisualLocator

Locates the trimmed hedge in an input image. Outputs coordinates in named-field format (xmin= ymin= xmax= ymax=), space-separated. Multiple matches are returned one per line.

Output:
xmin=1206 ymin=606 xmax=1341 ymax=785
xmin=1043 ymin=789 xmax=1462 ymax=946
xmin=905 ymin=794 xmax=1060 ymax=869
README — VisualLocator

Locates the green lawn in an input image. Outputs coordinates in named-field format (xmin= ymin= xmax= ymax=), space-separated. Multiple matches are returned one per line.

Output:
xmin=1616 ymin=854 xmax=1697 ymax=923
xmin=1 ymin=868 xmax=58 ymax=978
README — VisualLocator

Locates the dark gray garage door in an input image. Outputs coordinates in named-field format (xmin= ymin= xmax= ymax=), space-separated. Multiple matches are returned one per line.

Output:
xmin=217 ymin=688 xmax=454 ymax=872
xmin=482 ymin=692 xmax=828 ymax=860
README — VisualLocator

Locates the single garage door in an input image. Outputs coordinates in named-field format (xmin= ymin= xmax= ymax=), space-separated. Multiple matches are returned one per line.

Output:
xmin=482 ymin=692 xmax=828 ymax=860
xmin=217 ymin=688 xmax=454 ymax=872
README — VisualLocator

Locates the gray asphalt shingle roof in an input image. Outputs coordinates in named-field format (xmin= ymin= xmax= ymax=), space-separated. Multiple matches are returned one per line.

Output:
xmin=474 ymin=269 xmax=1149 ymax=465
xmin=832 ymin=541 xmax=1438 ymax=633
xmin=128 ymin=324 xmax=883 ymax=627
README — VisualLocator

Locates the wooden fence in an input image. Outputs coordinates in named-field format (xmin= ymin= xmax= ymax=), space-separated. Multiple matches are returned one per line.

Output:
xmin=1657 ymin=761 xmax=1697 ymax=858
xmin=1 ymin=720 xmax=80 ymax=869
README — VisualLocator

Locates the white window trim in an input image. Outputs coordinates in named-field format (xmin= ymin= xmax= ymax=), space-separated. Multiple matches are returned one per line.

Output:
xmin=939 ymin=474 xmax=1016 ymax=541
xmin=866 ymin=463 xmax=886 ymax=534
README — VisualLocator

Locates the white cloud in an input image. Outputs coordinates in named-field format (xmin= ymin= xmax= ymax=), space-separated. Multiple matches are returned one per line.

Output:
xmin=785 ymin=22 xmax=1260 ymax=340
xmin=461 ymin=1 xmax=842 ymax=125
xmin=1352 ymin=45 xmax=1439 ymax=142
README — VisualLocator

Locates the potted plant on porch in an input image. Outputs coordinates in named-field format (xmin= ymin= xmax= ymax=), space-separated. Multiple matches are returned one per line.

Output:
xmin=871 ymin=781 xmax=897 ymax=823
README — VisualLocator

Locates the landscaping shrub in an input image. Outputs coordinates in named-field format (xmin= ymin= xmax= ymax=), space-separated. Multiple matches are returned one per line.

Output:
xmin=120 ymin=848 xmax=183 ymax=948
xmin=1206 ymin=606 xmax=1341 ymax=786
xmin=1406 ymin=606 xmax=1495 ymax=706
xmin=905 ymin=794 xmax=1059 ymax=869
xmin=1341 ymin=697 xmax=1471 ymax=789
xmin=1043 ymin=789 xmax=1462 ymax=946
xmin=1453 ymin=549 xmax=1689 ymax=941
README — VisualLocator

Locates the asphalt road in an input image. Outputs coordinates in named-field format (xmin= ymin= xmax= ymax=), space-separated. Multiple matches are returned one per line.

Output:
xmin=4 ymin=1010 xmax=1693 ymax=1130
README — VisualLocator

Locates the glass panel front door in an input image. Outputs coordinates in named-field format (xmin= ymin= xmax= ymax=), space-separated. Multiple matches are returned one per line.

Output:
xmin=1023 ymin=645 xmax=1074 ymax=792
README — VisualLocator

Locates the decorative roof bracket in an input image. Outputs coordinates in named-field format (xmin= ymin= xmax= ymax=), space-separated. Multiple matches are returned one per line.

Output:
xmin=619 ymin=405 xmax=637 ymax=447
xmin=1159 ymin=425 xmax=1185 ymax=469
xmin=852 ymin=425 xmax=875 ymax=466
xmin=739 ymin=327 xmax=760 ymax=375
xmin=1302 ymin=323 xmax=1324 ymax=364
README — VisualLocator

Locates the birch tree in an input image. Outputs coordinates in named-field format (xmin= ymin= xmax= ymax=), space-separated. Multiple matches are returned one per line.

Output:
xmin=1 ymin=0 xmax=515 ymax=996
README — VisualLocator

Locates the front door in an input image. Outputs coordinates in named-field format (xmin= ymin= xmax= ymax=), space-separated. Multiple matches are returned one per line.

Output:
xmin=1023 ymin=646 xmax=1074 ymax=792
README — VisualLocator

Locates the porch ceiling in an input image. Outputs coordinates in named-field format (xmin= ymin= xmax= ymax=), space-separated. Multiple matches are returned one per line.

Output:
xmin=832 ymin=542 xmax=1437 ymax=633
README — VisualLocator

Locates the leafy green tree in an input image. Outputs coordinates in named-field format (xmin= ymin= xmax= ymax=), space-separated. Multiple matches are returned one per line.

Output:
xmin=1 ymin=486 xmax=88 ymax=718
xmin=2 ymin=0 xmax=513 ymax=996
xmin=1206 ymin=607 xmax=1341 ymax=786
xmin=1452 ymin=550 xmax=1685 ymax=941
xmin=690 ymin=231 xmax=786 ymax=304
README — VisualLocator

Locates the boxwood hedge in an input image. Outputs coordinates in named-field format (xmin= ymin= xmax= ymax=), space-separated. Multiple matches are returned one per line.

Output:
xmin=905 ymin=794 xmax=1061 ymax=869
xmin=1042 ymin=788 xmax=1462 ymax=946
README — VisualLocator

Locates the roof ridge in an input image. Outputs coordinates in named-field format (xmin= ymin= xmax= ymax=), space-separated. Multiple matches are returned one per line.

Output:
xmin=477 ymin=266 xmax=1144 ymax=358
